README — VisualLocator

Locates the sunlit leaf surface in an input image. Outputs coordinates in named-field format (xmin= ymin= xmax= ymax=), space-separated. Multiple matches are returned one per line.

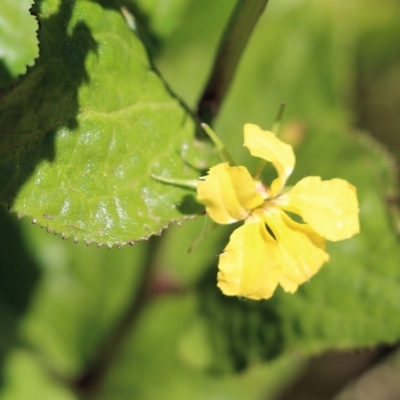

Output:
xmin=0 ymin=0 xmax=199 ymax=246
xmin=0 ymin=0 xmax=39 ymax=88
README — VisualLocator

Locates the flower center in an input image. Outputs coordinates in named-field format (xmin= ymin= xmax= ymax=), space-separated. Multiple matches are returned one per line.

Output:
xmin=255 ymin=180 xmax=269 ymax=200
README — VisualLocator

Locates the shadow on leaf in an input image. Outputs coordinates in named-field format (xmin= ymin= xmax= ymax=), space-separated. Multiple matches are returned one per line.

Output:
xmin=0 ymin=0 xmax=97 ymax=209
xmin=0 ymin=61 xmax=15 ymax=91
xmin=196 ymin=266 xmax=285 ymax=373
xmin=176 ymin=194 xmax=204 ymax=215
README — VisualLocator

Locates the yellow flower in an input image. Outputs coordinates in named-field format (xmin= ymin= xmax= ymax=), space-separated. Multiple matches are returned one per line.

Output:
xmin=197 ymin=123 xmax=359 ymax=300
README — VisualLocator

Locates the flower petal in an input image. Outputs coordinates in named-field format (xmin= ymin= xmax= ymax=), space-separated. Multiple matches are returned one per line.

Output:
xmin=217 ymin=219 xmax=281 ymax=300
xmin=197 ymin=163 xmax=264 ymax=224
xmin=244 ymin=123 xmax=295 ymax=196
xmin=280 ymin=176 xmax=360 ymax=241
xmin=263 ymin=208 xmax=329 ymax=293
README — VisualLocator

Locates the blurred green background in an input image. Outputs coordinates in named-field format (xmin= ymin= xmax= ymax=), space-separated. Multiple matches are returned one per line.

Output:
xmin=1 ymin=0 xmax=400 ymax=399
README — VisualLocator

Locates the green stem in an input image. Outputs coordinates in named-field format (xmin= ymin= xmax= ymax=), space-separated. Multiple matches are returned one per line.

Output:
xmin=197 ymin=0 xmax=269 ymax=129
xmin=201 ymin=123 xmax=236 ymax=165
xmin=72 ymin=237 xmax=161 ymax=399
xmin=151 ymin=174 xmax=199 ymax=189
xmin=271 ymin=101 xmax=286 ymax=135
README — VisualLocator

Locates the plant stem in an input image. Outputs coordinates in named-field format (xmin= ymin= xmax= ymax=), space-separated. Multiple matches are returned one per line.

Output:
xmin=73 ymin=237 xmax=161 ymax=399
xmin=201 ymin=123 xmax=236 ymax=165
xmin=197 ymin=0 xmax=269 ymax=128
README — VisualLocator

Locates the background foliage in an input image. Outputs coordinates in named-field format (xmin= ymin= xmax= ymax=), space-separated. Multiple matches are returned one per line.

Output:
xmin=1 ymin=0 xmax=400 ymax=399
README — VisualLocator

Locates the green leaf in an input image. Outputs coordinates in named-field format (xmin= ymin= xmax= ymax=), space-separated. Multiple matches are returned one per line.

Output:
xmin=99 ymin=294 xmax=302 ymax=400
xmin=0 ymin=0 xmax=39 ymax=88
xmin=280 ymin=127 xmax=400 ymax=354
xmin=0 ymin=0 xmax=200 ymax=246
